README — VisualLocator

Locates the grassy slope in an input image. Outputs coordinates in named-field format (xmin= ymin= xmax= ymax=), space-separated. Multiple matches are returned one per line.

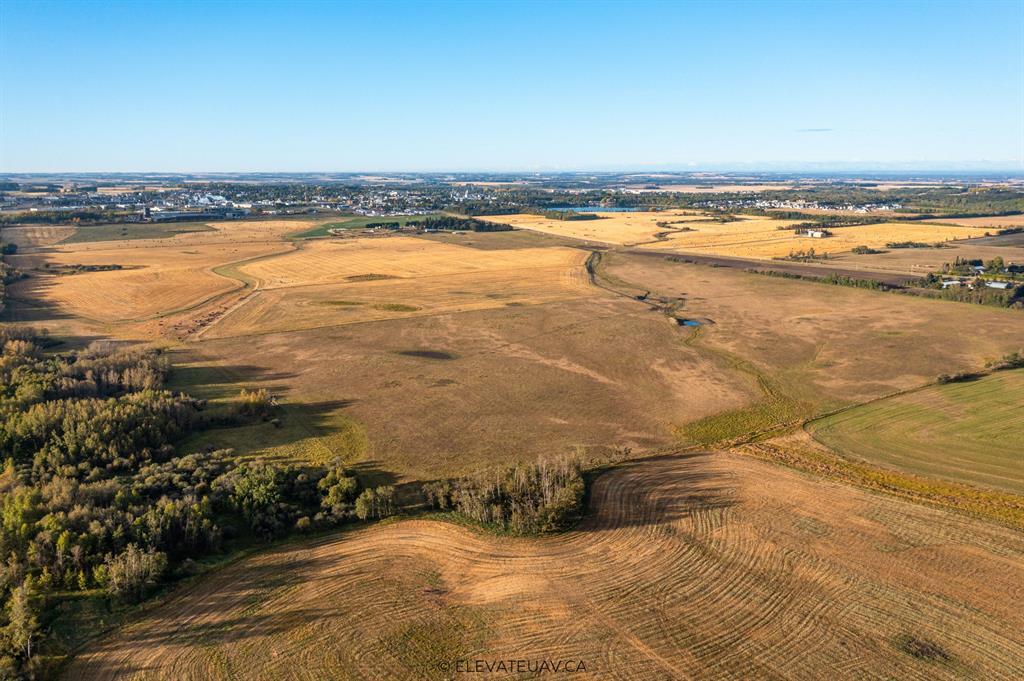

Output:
xmin=808 ymin=369 xmax=1024 ymax=494
xmin=168 ymin=355 xmax=369 ymax=469
xmin=61 ymin=221 xmax=216 ymax=243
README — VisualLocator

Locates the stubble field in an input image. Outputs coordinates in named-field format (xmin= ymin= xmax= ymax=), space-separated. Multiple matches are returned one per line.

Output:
xmin=922 ymin=214 xmax=1024 ymax=229
xmin=67 ymin=451 xmax=1024 ymax=680
xmin=198 ymin=237 xmax=594 ymax=339
xmin=636 ymin=220 xmax=986 ymax=258
xmin=481 ymin=212 xmax=988 ymax=258
xmin=8 ymin=241 xmax=291 ymax=325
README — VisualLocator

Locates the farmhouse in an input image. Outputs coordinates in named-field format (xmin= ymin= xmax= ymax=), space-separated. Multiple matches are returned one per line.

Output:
xmin=806 ymin=229 xmax=829 ymax=238
xmin=985 ymin=281 xmax=1012 ymax=290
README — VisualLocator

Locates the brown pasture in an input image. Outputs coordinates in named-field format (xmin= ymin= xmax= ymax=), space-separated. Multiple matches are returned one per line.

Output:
xmin=190 ymin=296 xmax=754 ymax=479
xmin=602 ymin=252 xmax=1024 ymax=406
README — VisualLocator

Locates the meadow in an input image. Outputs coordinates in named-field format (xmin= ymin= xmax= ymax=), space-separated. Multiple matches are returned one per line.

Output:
xmin=808 ymin=369 xmax=1024 ymax=494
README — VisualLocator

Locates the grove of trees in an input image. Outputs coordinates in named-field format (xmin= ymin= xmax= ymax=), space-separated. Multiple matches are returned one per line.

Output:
xmin=0 ymin=328 xmax=390 ymax=675
xmin=424 ymin=455 xmax=585 ymax=535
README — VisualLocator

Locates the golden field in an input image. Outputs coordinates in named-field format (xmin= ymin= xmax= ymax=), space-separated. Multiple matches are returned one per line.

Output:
xmin=9 ymin=241 xmax=290 ymax=325
xmin=638 ymin=218 xmax=986 ymax=259
xmin=922 ymin=214 xmax=1024 ymax=229
xmin=481 ymin=212 xmax=988 ymax=258
xmin=235 ymin=236 xmax=585 ymax=289
xmin=200 ymin=265 xmax=593 ymax=339
xmin=478 ymin=210 xmax=713 ymax=245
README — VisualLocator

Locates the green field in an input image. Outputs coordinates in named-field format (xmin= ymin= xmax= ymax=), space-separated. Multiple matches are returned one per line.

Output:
xmin=61 ymin=221 xmax=216 ymax=243
xmin=808 ymin=369 xmax=1024 ymax=494
xmin=289 ymin=214 xmax=439 ymax=239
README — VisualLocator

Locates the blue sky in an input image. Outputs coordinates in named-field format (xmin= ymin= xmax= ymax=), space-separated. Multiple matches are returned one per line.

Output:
xmin=1 ymin=0 xmax=1021 ymax=172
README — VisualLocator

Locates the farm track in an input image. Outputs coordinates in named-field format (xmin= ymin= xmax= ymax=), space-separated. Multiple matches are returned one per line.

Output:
xmin=66 ymin=452 xmax=1024 ymax=680
xmin=184 ymin=241 xmax=306 ymax=340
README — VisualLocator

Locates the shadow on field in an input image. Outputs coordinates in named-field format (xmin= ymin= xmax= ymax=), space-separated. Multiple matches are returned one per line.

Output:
xmin=169 ymin=361 xmax=303 ymax=400
xmin=577 ymin=452 xmax=736 ymax=532
xmin=348 ymin=460 xmax=399 ymax=488
xmin=3 ymin=275 xmax=79 ymax=324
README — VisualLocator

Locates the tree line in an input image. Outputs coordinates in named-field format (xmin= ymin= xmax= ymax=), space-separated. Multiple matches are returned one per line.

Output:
xmin=0 ymin=329 xmax=392 ymax=676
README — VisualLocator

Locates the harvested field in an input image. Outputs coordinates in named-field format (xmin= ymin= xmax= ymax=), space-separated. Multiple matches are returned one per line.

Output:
xmin=62 ymin=221 xmax=216 ymax=244
xmin=623 ymin=249 xmax=921 ymax=287
xmin=233 ymin=237 xmax=585 ymax=289
xmin=189 ymin=297 xmax=754 ymax=478
xmin=61 ymin=219 xmax=328 ymax=248
xmin=808 ymin=369 xmax=1024 ymax=494
xmin=638 ymin=219 xmax=985 ymax=259
xmin=8 ymin=241 xmax=290 ymax=325
xmin=477 ymin=210 xmax=713 ymax=245
xmin=199 ymin=267 xmax=592 ymax=339
xmin=67 ymin=452 xmax=1024 ymax=680
xmin=823 ymin=238 xmax=1024 ymax=276
xmin=922 ymin=214 xmax=1024 ymax=229
xmin=483 ymin=213 xmax=986 ymax=259
xmin=199 ymin=237 xmax=593 ymax=339
xmin=412 ymin=228 xmax=579 ymax=250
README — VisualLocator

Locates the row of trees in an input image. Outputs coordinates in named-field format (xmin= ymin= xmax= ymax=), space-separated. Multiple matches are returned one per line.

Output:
xmin=412 ymin=216 xmax=512 ymax=232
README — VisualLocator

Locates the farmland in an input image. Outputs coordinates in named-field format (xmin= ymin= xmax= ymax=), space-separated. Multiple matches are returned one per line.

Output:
xmin=477 ymin=210 xmax=715 ymax=245
xmin=186 ymin=294 xmax=753 ymax=479
xmin=8 ymin=240 xmax=290 ymax=325
xmin=2 ymin=188 xmax=1023 ymax=680
xmin=639 ymin=219 xmax=985 ymax=259
xmin=808 ymin=369 xmax=1024 ymax=494
xmin=198 ymin=237 xmax=594 ymax=339
xmin=67 ymin=451 xmax=1024 ymax=680
xmin=480 ymin=211 xmax=988 ymax=259
xmin=922 ymin=214 xmax=1024 ymax=229
xmin=823 ymin=236 xmax=1024 ymax=276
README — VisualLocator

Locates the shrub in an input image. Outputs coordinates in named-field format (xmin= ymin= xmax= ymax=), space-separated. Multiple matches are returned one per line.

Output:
xmin=987 ymin=350 xmax=1024 ymax=371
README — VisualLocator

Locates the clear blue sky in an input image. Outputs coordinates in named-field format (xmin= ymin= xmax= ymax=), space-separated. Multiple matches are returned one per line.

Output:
xmin=1 ymin=0 xmax=1021 ymax=172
